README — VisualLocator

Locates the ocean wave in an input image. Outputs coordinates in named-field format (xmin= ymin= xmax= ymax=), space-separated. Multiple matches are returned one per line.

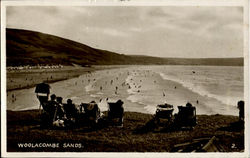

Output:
xmin=143 ymin=105 xmax=157 ymax=114
xmin=126 ymin=95 xmax=155 ymax=114
xmin=158 ymin=72 xmax=240 ymax=106
xmin=85 ymin=81 xmax=96 ymax=92
xmin=125 ymin=74 xmax=138 ymax=94
xmin=126 ymin=95 xmax=147 ymax=106
xmin=70 ymin=96 xmax=80 ymax=100
xmin=126 ymin=95 xmax=139 ymax=103
xmin=90 ymin=94 xmax=100 ymax=98
xmin=96 ymin=92 xmax=104 ymax=95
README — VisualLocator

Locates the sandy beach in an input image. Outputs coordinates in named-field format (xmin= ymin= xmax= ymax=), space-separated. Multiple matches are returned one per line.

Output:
xmin=7 ymin=65 xmax=240 ymax=116
xmin=7 ymin=65 xmax=124 ymax=91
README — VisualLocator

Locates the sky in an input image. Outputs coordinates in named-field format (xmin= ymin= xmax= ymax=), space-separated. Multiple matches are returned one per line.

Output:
xmin=6 ymin=6 xmax=243 ymax=58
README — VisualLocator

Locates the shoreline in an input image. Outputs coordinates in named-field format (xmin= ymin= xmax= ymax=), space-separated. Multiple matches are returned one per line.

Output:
xmin=6 ymin=65 xmax=125 ymax=92
xmin=6 ymin=65 xmax=240 ymax=116
xmin=7 ymin=78 xmax=74 ymax=92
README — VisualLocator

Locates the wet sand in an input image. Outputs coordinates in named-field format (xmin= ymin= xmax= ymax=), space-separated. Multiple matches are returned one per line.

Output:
xmin=7 ymin=66 xmax=238 ymax=116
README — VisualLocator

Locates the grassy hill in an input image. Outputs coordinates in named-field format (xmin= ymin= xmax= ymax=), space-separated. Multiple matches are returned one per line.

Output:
xmin=7 ymin=28 xmax=132 ymax=66
xmin=7 ymin=110 xmax=244 ymax=152
xmin=6 ymin=28 xmax=243 ymax=66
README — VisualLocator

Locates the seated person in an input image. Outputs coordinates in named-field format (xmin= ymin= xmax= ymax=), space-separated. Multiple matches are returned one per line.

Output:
xmin=54 ymin=97 xmax=66 ymax=120
xmin=83 ymin=101 xmax=98 ymax=117
xmin=63 ymin=99 xmax=78 ymax=119
xmin=186 ymin=102 xmax=192 ymax=107
xmin=41 ymin=94 xmax=57 ymax=125
xmin=44 ymin=94 xmax=57 ymax=114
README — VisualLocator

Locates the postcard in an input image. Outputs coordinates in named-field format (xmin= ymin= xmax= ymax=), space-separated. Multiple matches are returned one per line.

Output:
xmin=1 ymin=0 xmax=249 ymax=157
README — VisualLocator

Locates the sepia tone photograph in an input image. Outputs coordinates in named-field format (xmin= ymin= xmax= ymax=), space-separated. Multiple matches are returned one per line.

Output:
xmin=1 ymin=0 xmax=249 ymax=157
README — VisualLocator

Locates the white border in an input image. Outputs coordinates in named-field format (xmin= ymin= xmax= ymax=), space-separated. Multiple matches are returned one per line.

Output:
xmin=244 ymin=0 xmax=250 ymax=157
xmin=1 ymin=3 xmax=7 ymax=158
xmin=1 ymin=0 xmax=249 ymax=157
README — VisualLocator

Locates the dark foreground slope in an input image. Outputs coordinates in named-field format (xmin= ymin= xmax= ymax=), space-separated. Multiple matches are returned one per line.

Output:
xmin=7 ymin=28 xmax=243 ymax=66
xmin=7 ymin=110 xmax=244 ymax=152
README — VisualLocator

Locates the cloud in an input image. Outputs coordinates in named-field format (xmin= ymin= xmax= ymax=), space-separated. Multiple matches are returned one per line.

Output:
xmin=6 ymin=6 xmax=243 ymax=58
xmin=97 ymin=28 xmax=129 ymax=37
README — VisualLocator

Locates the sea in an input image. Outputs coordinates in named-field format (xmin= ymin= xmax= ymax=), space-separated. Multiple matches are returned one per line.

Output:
xmin=7 ymin=65 xmax=244 ymax=116
xmin=124 ymin=65 xmax=244 ymax=116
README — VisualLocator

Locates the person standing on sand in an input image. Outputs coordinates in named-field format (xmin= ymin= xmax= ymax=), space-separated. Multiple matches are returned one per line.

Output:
xmin=163 ymin=92 xmax=165 ymax=97
xmin=12 ymin=94 xmax=15 ymax=102
xmin=237 ymin=101 xmax=244 ymax=122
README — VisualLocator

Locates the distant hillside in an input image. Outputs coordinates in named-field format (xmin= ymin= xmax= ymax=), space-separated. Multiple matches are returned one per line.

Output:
xmin=6 ymin=28 xmax=243 ymax=66
xmin=129 ymin=55 xmax=244 ymax=66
